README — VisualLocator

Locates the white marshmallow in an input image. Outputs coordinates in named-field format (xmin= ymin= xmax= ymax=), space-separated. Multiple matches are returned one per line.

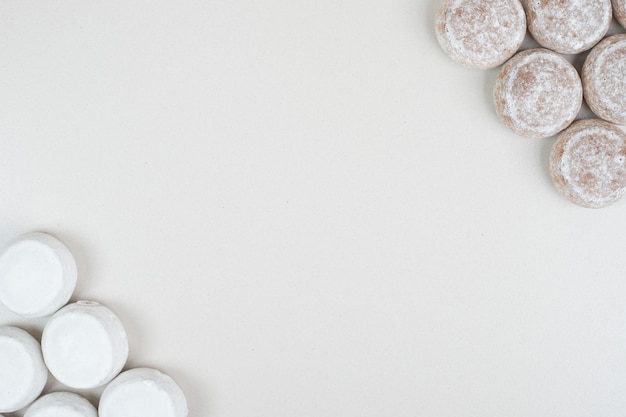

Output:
xmin=0 ymin=326 xmax=48 ymax=413
xmin=99 ymin=368 xmax=188 ymax=417
xmin=0 ymin=232 xmax=77 ymax=317
xmin=24 ymin=392 xmax=97 ymax=417
xmin=41 ymin=300 xmax=129 ymax=389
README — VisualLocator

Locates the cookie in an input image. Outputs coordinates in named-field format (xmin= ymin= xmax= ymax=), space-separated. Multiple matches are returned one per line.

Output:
xmin=0 ymin=232 xmax=77 ymax=317
xmin=24 ymin=392 xmax=97 ymax=417
xmin=0 ymin=326 xmax=48 ymax=413
xmin=582 ymin=34 xmax=626 ymax=124
xmin=41 ymin=300 xmax=129 ymax=389
xmin=611 ymin=0 xmax=626 ymax=29
xmin=523 ymin=0 xmax=612 ymax=54
xmin=99 ymin=368 xmax=188 ymax=417
xmin=493 ymin=48 xmax=582 ymax=138
xmin=435 ymin=0 xmax=526 ymax=69
xmin=550 ymin=119 xmax=626 ymax=208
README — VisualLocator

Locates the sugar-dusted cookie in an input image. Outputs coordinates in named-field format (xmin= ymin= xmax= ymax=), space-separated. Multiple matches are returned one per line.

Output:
xmin=42 ymin=300 xmax=129 ymax=389
xmin=99 ymin=368 xmax=188 ymax=417
xmin=24 ymin=392 xmax=97 ymax=417
xmin=524 ymin=0 xmax=612 ymax=54
xmin=0 ymin=232 xmax=77 ymax=317
xmin=0 ymin=326 xmax=48 ymax=413
xmin=582 ymin=34 xmax=626 ymax=124
xmin=435 ymin=0 xmax=526 ymax=69
xmin=550 ymin=119 xmax=626 ymax=208
xmin=493 ymin=48 xmax=582 ymax=138
xmin=611 ymin=0 xmax=626 ymax=29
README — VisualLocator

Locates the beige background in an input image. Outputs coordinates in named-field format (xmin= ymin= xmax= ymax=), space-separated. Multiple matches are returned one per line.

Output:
xmin=2 ymin=1 xmax=626 ymax=416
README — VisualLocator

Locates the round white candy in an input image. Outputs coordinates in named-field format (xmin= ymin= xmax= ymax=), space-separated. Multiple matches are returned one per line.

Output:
xmin=0 ymin=326 xmax=48 ymax=413
xmin=41 ymin=300 xmax=129 ymax=389
xmin=24 ymin=392 xmax=97 ymax=417
xmin=99 ymin=368 xmax=188 ymax=417
xmin=0 ymin=232 xmax=77 ymax=317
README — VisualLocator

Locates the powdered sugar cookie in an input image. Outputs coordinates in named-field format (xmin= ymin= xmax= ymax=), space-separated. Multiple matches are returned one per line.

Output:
xmin=41 ymin=300 xmax=129 ymax=389
xmin=24 ymin=392 xmax=97 ymax=417
xmin=550 ymin=119 xmax=626 ymax=208
xmin=0 ymin=326 xmax=48 ymax=413
xmin=582 ymin=34 xmax=626 ymax=124
xmin=493 ymin=48 xmax=582 ymax=138
xmin=99 ymin=368 xmax=188 ymax=417
xmin=612 ymin=0 xmax=626 ymax=29
xmin=0 ymin=232 xmax=77 ymax=318
xmin=435 ymin=0 xmax=526 ymax=69
xmin=523 ymin=0 xmax=612 ymax=54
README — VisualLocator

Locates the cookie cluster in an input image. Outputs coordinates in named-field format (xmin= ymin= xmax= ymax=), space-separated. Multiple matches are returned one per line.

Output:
xmin=435 ymin=0 xmax=626 ymax=208
xmin=0 ymin=232 xmax=188 ymax=417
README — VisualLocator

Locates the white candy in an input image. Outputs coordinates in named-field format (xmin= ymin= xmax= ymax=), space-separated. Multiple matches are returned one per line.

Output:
xmin=0 ymin=232 xmax=77 ymax=317
xmin=0 ymin=326 xmax=48 ymax=413
xmin=24 ymin=392 xmax=97 ymax=417
xmin=99 ymin=368 xmax=188 ymax=417
xmin=41 ymin=300 xmax=129 ymax=389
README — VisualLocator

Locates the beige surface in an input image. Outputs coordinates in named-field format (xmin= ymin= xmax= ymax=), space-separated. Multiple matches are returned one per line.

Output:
xmin=2 ymin=1 xmax=626 ymax=416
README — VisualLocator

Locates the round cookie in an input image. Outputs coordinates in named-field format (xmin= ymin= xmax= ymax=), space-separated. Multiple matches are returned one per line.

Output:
xmin=99 ymin=368 xmax=188 ymax=417
xmin=550 ymin=119 xmax=626 ymax=208
xmin=0 ymin=232 xmax=77 ymax=317
xmin=493 ymin=48 xmax=582 ymax=138
xmin=0 ymin=326 xmax=48 ymax=413
xmin=612 ymin=0 xmax=626 ymax=29
xmin=24 ymin=392 xmax=97 ymax=417
xmin=41 ymin=300 xmax=129 ymax=389
xmin=582 ymin=34 xmax=626 ymax=124
xmin=435 ymin=0 xmax=526 ymax=69
xmin=523 ymin=0 xmax=612 ymax=54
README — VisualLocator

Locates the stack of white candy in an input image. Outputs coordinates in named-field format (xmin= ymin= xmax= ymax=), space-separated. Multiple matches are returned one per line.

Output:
xmin=0 ymin=232 xmax=188 ymax=417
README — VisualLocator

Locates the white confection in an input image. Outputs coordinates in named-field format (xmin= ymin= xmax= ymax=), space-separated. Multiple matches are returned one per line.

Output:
xmin=41 ymin=301 xmax=129 ymax=389
xmin=0 ymin=326 xmax=48 ymax=413
xmin=0 ymin=232 xmax=77 ymax=317
xmin=99 ymin=368 xmax=188 ymax=417
xmin=24 ymin=392 xmax=97 ymax=417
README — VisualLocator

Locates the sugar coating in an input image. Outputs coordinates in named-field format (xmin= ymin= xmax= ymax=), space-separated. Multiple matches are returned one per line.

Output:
xmin=99 ymin=368 xmax=188 ymax=417
xmin=41 ymin=301 xmax=129 ymax=389
xmin=550 ymin=119 xmax=626 ymax=208
xmin=0 ymin=232 xmax=77 ymax=317
xmin=613 ymin=0 xmax=626 ymax=28
xmin=0 ymin=326 xmax=48 ymax=413
xmin=435 ymin=0 xmax=526 ymax=69
xmin=582 ymin=34 xmax=626 ymax=124
xmin=24 ymin=392 xmax=97 ymax=417
xmin=493 ymin=48 xmax=582 ymax=138
xmin=524 ymin=0 xmax=612 ymax=54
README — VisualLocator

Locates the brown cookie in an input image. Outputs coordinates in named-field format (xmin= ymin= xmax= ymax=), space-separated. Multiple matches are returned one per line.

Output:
xmin=582 ymin=34 xmax=626 ymax=125
xmin=523 ymin=0 xmax=612 ymax=54
xmin=612 ymin=0 xmax=626 ymax=29
xmin=493 ymin=48 xmax=582 ymax=138
xmin=435 ymin=0 xmax=526 ymax=69
xmin=550 ymin=119 xmax=626 ymax=208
